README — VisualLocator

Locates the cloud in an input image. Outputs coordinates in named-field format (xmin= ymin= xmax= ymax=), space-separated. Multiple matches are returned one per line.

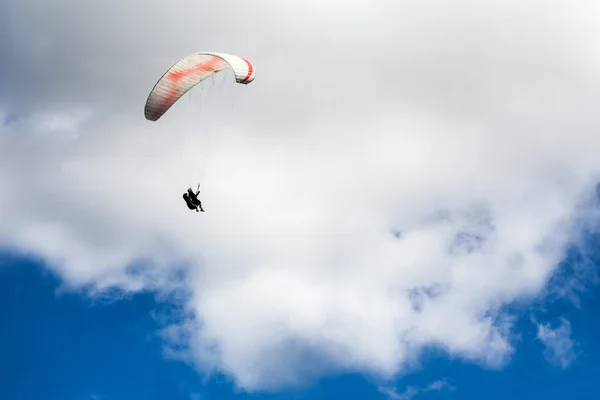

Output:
xmin=536 ymin=317 xmax=578 ymax=369
xmin=1 ymin=0 xmax=600 ymax=391
xmin=89 ymin=394 xmax=109 ymax=400
xmin=379 ymin=379 xmax=455 ymax=400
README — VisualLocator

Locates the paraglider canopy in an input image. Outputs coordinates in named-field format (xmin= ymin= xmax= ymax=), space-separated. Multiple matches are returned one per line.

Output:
xmin=144 ymin=52 xmax=255 ymax=121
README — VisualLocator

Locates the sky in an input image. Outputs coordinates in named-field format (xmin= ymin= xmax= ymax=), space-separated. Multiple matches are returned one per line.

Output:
xmin=1 ymin=0 xmax=600 ymax=399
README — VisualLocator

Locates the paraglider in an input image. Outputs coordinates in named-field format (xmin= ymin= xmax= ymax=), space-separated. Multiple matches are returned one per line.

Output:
xmin=183 ymin=185 xmax=204 ymax=212
xmin=143 ymin=51 xmax=255 ymax=213
xmin=144 ymin=51 xmax=255 ymax=122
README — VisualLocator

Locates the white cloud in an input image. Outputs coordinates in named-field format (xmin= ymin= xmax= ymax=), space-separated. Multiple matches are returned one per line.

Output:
xmin=536 ymin=317 xmax=578 ymax=369
xmin=1 ymin=0 xmax=599 ymax=391
xmin=379 ymin=379 xmax=455 ymax=400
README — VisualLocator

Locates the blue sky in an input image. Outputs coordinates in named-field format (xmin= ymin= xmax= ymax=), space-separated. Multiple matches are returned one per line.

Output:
xmin=2 ymin=231 xmax=599 ymax=400
xmin=3 ymin=1 xmax=600 ymax=399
